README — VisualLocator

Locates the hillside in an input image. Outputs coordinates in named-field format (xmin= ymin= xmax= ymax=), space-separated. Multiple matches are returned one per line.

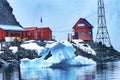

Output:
xmin=0 ymin=0 xmax=21 ymax=26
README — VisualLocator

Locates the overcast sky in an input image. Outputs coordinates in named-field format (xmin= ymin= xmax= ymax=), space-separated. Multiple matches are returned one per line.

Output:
xmin=8 ymin=0 xmax=120 ymax=51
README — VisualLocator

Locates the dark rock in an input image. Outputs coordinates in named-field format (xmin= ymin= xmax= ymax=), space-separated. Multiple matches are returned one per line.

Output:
xmin=0 ymin=49 xmax=16 ymax=60
xmin=44 ymin=51 xmax=52 ymax=60
xmin=16 ymin=47 xmax=40 ymax=60
xmin=0 ymin=0 xmax=21 ymax=26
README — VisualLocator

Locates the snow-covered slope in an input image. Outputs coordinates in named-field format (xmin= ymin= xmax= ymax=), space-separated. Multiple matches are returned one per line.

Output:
xmin=72 ymin=39 xmax=96 ymax=55
xmin=20 ymin=40 xmax=96 ymax=68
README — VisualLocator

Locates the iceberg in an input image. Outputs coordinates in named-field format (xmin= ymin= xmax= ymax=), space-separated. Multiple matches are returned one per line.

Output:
xmin=20 ymin=41 xmax=96 ymax=68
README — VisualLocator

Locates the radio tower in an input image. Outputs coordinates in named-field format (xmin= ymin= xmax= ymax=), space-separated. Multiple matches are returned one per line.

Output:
xmin=96 ymin=0 xmax=112 ymax=47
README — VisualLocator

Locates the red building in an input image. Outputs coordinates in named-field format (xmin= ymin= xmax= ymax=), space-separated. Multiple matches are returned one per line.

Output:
xmin=0 ymin=25 xmax=25 ymax=41
xmin=25 ymin=27 xmax=52 ymax=40
xmin=73 ymin=18 xmax=93 ymax=41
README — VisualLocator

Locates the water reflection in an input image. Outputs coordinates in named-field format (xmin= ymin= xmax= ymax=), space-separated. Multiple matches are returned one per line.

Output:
xmin=21 ymin=66 xmax=95 ymax=80
xmin=1 ymin=61 xmax=120 ymax=80
xmin=96 ymin=61 xmax=120 ymax=80
xmin=0 ymin=67 xmax=21 ymax=80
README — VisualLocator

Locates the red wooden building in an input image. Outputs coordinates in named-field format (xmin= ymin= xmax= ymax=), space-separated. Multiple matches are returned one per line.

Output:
xmin=73 ymin=18 xmax=93 ymax=41
xmin=24 ymin=27 xmax=52 ymax=40
xmin=0 ymin=25 xmax=25 ymax=41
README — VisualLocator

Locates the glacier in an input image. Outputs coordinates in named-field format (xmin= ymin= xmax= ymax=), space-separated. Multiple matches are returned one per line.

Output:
xmin=20 ymin=40 xmax=96 ymax=68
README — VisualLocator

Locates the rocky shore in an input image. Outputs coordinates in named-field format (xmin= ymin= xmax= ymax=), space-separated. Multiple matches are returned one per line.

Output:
xmin=0 ymin=41 xmax=120 ymax=67
xmin=0 ymin=41 xmax=40 ymax=67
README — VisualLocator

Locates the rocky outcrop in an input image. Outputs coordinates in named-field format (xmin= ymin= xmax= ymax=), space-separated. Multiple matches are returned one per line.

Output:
xmin=74 ymin=41 xmax=120 ymax=62
xmin=0 ymin=0 xmax=21 ymax=26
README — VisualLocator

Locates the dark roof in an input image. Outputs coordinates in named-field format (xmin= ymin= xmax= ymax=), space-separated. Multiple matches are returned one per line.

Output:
xmin=81 ymin=18 xmax=94 ymax=28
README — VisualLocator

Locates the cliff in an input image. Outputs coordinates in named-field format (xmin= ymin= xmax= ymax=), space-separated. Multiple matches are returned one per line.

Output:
xmin=0 ymin=0 xmax=21 ymax=26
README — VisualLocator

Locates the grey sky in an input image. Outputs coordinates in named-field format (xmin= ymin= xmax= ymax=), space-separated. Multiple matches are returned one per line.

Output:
xmin=8 ymin=0 xmax=120 ymax=51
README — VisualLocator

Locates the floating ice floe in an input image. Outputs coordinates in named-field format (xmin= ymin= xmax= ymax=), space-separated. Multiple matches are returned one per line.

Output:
xmin=20 ymin=41 xmax=96 ymax=68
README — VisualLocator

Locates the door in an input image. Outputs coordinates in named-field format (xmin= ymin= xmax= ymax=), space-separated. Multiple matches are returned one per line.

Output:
xmin=75 ymin=32 xmax=78 ymax=39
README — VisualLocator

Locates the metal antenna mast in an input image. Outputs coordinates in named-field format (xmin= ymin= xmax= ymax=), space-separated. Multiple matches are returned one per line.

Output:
xmin=96 ymin=0 xmax=112 ymax=47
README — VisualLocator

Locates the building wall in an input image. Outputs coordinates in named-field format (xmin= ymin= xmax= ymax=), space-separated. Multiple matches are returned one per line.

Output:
xmin=4 ymin=31 xmax=25 ymax=38
xmin=25 ymin=27 xmax=52 ymax=40
xmin=0 ymin=28 xmax=5 ymax=40
xmin=73 ymin=18 xmax=93 ymax=41
xmin=25 ymin=30 xmax=35 ymax=40
xmin=38 ymin=28 xmax=52 ymax=40
xmin=0 ymin=29 xmax=25 ymax=41
xmin=74 ymin=28 xmax=93 ymax=40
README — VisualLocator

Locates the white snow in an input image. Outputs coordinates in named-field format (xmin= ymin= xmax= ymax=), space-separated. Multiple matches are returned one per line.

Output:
xmin=0 ymin=25 xmax=25 ymax=31
xmin=24 ymin=40 xmax=36 ymax=43
xmin=21 ymin=43 xmax=44 ymax=55
xmin=70 ymin=56 xmax=96 ymax=65
xmin=0 ymin=51 xmax=3 ymax=54
xmin=9 ymin=46 xmax=18 ymax=53
xmin=5 ymin=37 xmax=15 ymax=42
xmin=72 ymin=39 xmax=84 ymax=43
xmin=72 ymin=39 xmax=96 ymax=55
xmin=44 ymin=40 xmax=55 ymax=44
xmin=20 ymin=40 xmax=96 ymax=68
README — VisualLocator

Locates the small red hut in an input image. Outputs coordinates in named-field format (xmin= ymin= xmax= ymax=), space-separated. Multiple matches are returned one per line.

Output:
xmin=73 ymin=18 xmax=93 ymax=41
xmin=0 ymin=25 xmax=25 ymax=41
xmin=25 ymin=27 xmax=52 ymax=40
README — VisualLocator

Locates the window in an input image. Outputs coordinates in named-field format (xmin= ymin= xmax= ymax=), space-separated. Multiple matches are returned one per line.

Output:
xmin=89 ymin=32 xmax=92 ymax=35
xmin=75 ymin=32 xmax=78 ymax=39
xmin=78 ymin=23 xmax=85 ymax=27
xmin=34 ymin=31 xmax=38 ymax=39
xmin=28 ymin=32 xmax=31 ymax=36
xmin=34 ymin=32 xmax=38 ymax=36
xmin=10 ymin=32 xmax=20 ymax=37
xmin=81 ymin=32 xmax=85 ymax=36
xmin=6 ymin=32 xmax=8 ymax=36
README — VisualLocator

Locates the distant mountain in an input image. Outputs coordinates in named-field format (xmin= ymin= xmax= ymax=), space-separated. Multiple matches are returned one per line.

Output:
xmin=0 ymin=0 xmax=21 ymax=26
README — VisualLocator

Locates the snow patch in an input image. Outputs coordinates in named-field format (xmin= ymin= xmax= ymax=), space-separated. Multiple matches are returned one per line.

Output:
xmin=9 ymin=46 xmax=18 ymax=53
xmin=21 ymin=43 xmax=44 ymax=55
xmin=70 ymin=56 xmax=96 ymax=65
xmin=72 ymin=39 xmax=96 ymax=55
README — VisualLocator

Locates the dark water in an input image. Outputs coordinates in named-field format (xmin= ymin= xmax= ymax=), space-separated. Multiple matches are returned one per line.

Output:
xmin=0 ymin=61 xmax=120 ymax=80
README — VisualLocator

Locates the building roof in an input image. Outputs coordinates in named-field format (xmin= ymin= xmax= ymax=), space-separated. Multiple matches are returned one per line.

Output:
xmin=73 ymin=18 xmax=94 ymax=29
xmin=39 ymin=27 xmax=52 ymax=30
xmin=24 ymin=27 xmax=37 ymax=31
xmin=0 ymin=25 xmax=25 ymax=31
xmin=82 ymin=18 xmax=93 ymax=28
xmin=25 ymin=27 xmax=52 ymax=31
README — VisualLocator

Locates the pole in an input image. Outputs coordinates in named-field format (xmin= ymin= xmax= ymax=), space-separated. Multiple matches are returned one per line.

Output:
xmin=40 ymin=17 xmax=43 ymax=40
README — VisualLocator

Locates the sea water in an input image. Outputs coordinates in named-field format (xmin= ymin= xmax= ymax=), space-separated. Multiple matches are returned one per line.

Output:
xmin=0 ymin=61 xmax=120 ymax=80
